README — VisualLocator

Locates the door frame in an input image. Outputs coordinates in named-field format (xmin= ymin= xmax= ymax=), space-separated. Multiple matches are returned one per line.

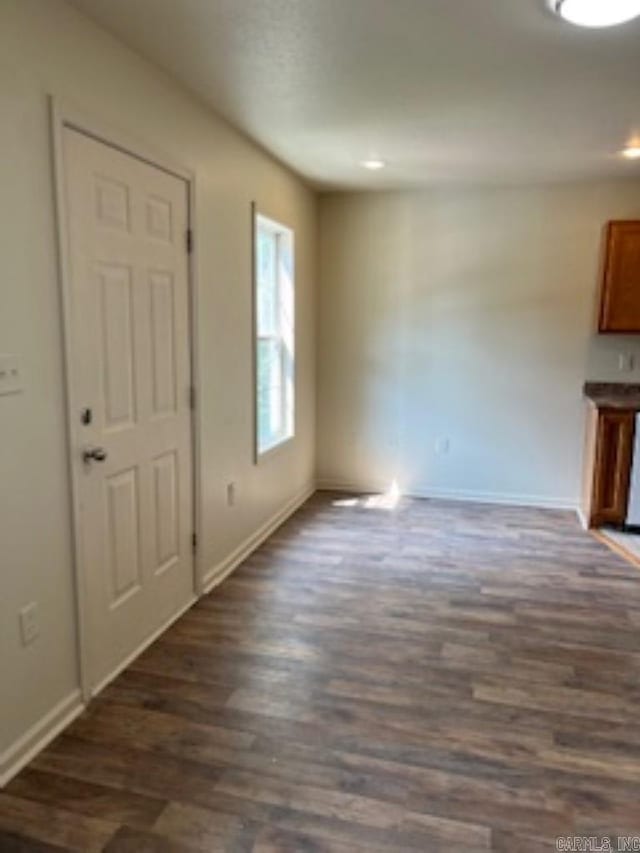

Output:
xmin=50 ymin=96 xmax=202 ymax=701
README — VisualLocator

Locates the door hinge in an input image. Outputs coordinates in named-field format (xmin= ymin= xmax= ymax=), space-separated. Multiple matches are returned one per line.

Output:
xmin=186 ymin=228 xmax=193 ymax=254
xmin=189 ymin=385 xmax=196 ymax=410
xmin=192 ymin=532 xmax=197 ymax=554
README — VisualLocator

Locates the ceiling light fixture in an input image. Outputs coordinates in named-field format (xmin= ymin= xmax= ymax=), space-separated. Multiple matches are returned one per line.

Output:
xmin=361 ymin=158 xmax=386 ymax=170
xmin=622 ymin=145 xmax=640 ymax=159
xmin=550 ymin=0 xmax=640 ymax=27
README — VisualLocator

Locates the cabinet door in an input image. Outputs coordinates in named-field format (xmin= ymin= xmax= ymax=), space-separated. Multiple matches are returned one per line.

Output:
xmin=599 ymin=221 xmax=640 ymax=333
xmin=591 ymin=409 xmax=635 ymax=526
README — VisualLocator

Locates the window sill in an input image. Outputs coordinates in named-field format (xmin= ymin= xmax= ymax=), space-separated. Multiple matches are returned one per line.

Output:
xmin=256 ymin=434 xmax=295 ymax=464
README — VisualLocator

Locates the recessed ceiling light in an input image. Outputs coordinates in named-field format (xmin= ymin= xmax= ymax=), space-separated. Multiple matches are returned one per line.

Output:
xmin=622 ymin=146 xmax=640 ymax=159
xmin=550 ymin=0 xmax=640 ymax=27
xmin=361 ymin=158 xmax=386 ymax=170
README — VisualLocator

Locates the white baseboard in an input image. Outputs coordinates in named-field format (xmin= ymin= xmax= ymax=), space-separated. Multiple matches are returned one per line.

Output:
xmin=202 ymin=482 xmax=315 ymax=594
xmin=575 ymin=507 xmax=589 ymax=529
xmin=0 ymin=690 xmax=84 ymax=788
xmin=316 ymin=477 xmax=391 ymax=496
xmin=317 ymin=478 xmax=578 ymax=512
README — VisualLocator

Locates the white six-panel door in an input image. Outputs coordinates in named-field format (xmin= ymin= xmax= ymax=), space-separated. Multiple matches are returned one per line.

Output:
xmin=62 ymin=127 xmax=194 ymax=692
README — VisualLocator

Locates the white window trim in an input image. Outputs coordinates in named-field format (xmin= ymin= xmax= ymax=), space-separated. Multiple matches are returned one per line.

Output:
xmin=252 ymin=206 xmax=295 ymax=462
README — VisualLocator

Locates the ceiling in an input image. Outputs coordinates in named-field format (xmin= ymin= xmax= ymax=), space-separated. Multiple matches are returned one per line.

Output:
xmin=69 ymin=0 xmax=640 ymax=189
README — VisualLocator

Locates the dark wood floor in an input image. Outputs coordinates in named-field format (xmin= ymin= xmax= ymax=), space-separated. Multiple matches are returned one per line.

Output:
xmin=2 ymin=492 xmax=640 ymax=852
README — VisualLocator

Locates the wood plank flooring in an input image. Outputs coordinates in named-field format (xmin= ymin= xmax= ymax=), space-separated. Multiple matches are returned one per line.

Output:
xmin=2 ymin=491 xmax=640 ymax=851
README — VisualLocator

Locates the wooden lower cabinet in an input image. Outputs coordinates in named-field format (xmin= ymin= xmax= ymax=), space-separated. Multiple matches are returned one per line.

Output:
xmin=583 ymin=407 xmax=635 ymax=527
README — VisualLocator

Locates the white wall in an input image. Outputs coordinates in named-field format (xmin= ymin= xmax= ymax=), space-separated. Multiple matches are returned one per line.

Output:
xmin=0 ymin=0 xmax=316 ymax=776
xmin=317 ymin=184 xmax=640 ymax=506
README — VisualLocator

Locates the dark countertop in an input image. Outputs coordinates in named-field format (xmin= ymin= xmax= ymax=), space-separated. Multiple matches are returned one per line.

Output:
xmin=584 ymin=382 xmax=640 ymax=410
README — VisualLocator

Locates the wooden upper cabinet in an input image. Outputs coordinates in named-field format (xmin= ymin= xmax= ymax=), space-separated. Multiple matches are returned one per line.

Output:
xmin=598 ymin=221 xmax=640 ymax=333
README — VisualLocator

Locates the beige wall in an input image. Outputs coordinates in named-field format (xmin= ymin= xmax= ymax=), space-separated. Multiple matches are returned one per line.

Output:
xmin=318 ymin=184 xmax=640 ymax=506
xmin=0 ymin=0 xmax=316 ymax=772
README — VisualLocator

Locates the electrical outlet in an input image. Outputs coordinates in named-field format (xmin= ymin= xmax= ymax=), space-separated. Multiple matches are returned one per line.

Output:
xmin=19 ymin=602 xmax=39 ymax=646
xmin=435 ymin=437 xmax=450 ymax=455
xmin=0 ymin=354 xmax=22 ymax=396
xmin=226 ymin=482 xmax=236 ymax=507
xmin=618 ymin=353 xmax=635 ymax=373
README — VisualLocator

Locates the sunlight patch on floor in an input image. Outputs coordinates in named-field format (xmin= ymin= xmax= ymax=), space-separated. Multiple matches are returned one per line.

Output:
xmin=332 ymin=480 xmax=401 ymax=511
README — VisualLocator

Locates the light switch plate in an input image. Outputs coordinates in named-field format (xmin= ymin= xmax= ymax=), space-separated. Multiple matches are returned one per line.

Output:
xmin=0 ymin=354 xmax=22 ymax=396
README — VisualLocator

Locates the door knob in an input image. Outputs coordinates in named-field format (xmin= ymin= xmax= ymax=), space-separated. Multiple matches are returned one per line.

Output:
xmin=83 ymin=446 xmax=108 ymax=463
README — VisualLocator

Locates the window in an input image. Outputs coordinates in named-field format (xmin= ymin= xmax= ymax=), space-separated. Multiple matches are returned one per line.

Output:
xmin=254 ymin=211 xmax=295 ymax=457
